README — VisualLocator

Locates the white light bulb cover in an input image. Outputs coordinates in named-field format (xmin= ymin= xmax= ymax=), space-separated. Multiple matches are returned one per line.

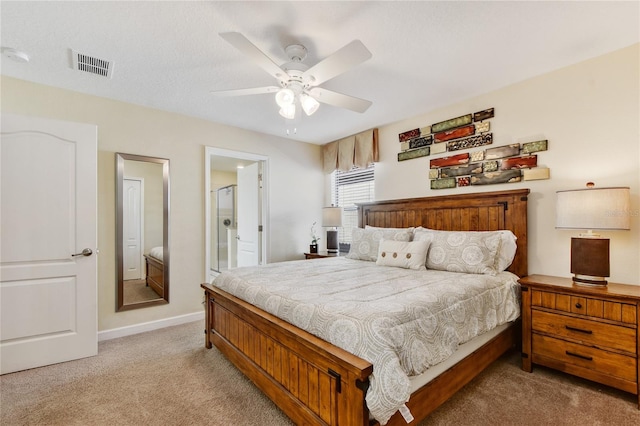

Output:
xmin=275 ymin=88 xmax=295 ymax=108
xmin=300 ymin=93 xmax=320 ymax=116
xmin=279 ymin=104 xmax=296 ymax=119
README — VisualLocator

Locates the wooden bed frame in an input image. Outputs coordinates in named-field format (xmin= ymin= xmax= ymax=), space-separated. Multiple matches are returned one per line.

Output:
xmin=201 ymin=188 xmax=529 ymax=425
xmin=144 ymin=255 xmax=164 ymax=298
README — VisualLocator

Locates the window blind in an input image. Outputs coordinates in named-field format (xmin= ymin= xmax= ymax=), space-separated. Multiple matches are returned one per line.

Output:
xmin=331 ymin=166 xmax=375 ymax=244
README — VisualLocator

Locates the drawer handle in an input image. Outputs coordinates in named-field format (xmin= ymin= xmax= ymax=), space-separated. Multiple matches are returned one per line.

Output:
xmin=566 ymin=351 xmax=593 ymax=361
xmin=575 ymin=302 xmax=582 ymax=309
xmin=565 ymin=325 xmax=593 ymax=334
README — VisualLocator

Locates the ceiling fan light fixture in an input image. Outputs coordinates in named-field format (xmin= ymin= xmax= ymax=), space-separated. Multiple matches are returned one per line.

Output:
xmin=300 ymin=93 xmax=320 ymax=116
xmin=279 ymin=104 xmax=296 ymax=119
xmin=275 ymin=88 xmax=295 ymax=108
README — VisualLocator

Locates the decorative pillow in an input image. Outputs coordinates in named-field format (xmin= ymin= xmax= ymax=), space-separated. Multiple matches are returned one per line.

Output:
xmin=494 ymin=230 xmax=518 ymax=271
xmin=366 ymin=225 xmax=415 ymax=238
xmin=414 ymin=229 xmax=502 ymax=275
xmin=376 ymin=240 xmax=430 ymax=270
xmin=346 ymin=228 xmax=412 ymax=261
xmin=414 ymin=228 xmax=517 ymax=272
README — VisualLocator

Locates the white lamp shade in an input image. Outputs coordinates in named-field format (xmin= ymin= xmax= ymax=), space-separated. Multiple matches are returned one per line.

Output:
xmin=279 ymin=104 xmax=296 ymax=119
xmin=556 ymin=187 xmax=630 ymax=230
xmin=322 ymin=206 xmax=342 ymax=227
xmin=300 ymin=93 xmax=320 ymax=116
xmin=275 ymin=88 xmax=295 ymax=108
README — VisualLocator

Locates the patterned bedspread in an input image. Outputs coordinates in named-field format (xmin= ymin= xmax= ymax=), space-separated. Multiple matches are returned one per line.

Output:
xmin=212 ymin=257 xmax=520 ymax=424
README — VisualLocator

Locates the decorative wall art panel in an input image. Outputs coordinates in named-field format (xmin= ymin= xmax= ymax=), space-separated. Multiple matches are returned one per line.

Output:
xmin=475 ymin=121 xmax=490 ymax=133
xmin=430 ymin=143 xmax=447 ymax=155
xmin=473 ymin=108 xmax=495 ymax=122
xmin=428 ymin=140 xmax=551 ymax=190
xmin=430 ymin=153 xmax=470 ymax=169
xmin=398 ymin=128 xmax=421 ymax=142
xmin=483 ymin=160 xmax=499 ymax=172
xmin=470 ymin=151 xmax=485 ymax=162
xmin=457 ymin=176 xmax=471 ymax=187
xmin=522 ymin=139 xmax=548 ymax=154
xmin=446 ymin=133 xmax=493 ymax=152
xmin=500 ymin=155 xmax=538 ymax=170
xmin=471 ymin=170 xmax=522 ymax=185
xmin=430 ymin=177 xmax=457 ymax=190
xmin=397 ymin=108 xmax=494 ymax=160
xmin=434 ymin=124 xmax=475 ymax=142
xmin=485 ymin=144 xmax=520 ymax=160
xmin=523 ymin=167 xmax=550 ymax=181
xmin=431 ymin=114 xmax=473 ymax=133
xmin=409 ymin=135 xmax=433 ymax=149
xmin=439 ymin=163 xmax=483 ymax=178
xmin=398 ymin=147 xmax=430 ymax=162
xmin=395 ymin=107 xmax=551 ymax=190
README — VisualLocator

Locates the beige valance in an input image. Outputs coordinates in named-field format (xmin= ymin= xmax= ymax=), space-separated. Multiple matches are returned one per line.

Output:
xmin=322 ymin=128 xmax=379 ymax=174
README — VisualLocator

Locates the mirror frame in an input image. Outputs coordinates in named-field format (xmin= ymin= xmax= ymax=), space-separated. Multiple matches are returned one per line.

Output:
xmin=116 ymin=153 xmax=170 ymax=311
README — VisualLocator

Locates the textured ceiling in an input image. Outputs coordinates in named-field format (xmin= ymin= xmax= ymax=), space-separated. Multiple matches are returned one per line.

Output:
xmin=1 ymin=1 xmax=638 ymax=144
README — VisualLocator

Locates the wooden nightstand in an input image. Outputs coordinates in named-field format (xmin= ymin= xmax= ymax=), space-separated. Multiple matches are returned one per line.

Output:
xmin=304 ymin=251 xmax=342 ymax=259
xmin=520 ymin=274 xmax=640 ymax=408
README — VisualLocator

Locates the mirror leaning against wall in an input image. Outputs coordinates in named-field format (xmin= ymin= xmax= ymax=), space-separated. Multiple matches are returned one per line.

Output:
xmin=116 ymin=153 xmax=170 ymax=311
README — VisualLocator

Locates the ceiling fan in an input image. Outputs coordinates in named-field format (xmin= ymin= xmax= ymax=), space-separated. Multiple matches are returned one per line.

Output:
xmin=212 ymin=32 xmax=373 ymax=119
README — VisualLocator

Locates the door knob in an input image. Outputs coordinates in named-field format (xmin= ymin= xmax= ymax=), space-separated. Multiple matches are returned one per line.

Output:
xmin=72 ymin=248 xmax=93 ymax=257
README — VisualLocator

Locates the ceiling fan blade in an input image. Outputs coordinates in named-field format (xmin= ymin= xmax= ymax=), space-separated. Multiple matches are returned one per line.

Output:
xmin=308 ymin=87 xmax=372 ymax=113
xmin=211 ymin=86 xmax=280 ymax=97
xmin=303 ymin=40 xmax=372 ymax=86
xmin=220 ymin=32 xmax=287 ymax=82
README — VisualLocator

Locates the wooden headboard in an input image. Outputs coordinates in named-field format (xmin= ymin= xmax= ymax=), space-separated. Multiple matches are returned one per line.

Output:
xmin=357 ymin=189 xmax=529 ymax=278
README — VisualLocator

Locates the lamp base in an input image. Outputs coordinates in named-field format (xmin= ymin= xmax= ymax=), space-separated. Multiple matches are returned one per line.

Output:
xmin=570 ymin=237 xmax=609 ymax=286
xmin=572 ymin=274 xmax=608 ymax=286
xmin=326 ymin=229 xmax=338 ymax=254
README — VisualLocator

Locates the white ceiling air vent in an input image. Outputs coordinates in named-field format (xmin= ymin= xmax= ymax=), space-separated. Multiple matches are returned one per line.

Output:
xmin=71 ymin=49 xmax=114 ymax=78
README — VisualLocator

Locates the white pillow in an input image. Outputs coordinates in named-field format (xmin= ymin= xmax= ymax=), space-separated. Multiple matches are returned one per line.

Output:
xmin=494 ymin=230 xmax=518 ymax=271
xmin=414 ymin=228 xmax=517 ymax=272
xmin=376 ymin=240 xmax=430 ymax=270
xmin=346 ymin=228 xmax=412 ymax=261
xmin=366 ymin=225 xmax=415 ymax=238
xmin=414 ymin=229 xmax=502 ymax=275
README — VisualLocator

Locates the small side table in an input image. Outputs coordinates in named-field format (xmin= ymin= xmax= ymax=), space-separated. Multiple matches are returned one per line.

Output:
xmin=304 ymin=251 xmax=342 ymax=259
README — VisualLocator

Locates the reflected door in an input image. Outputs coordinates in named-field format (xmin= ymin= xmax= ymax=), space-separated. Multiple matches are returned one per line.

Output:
xmin=0 ymin=113 xmax=98 ymax=374
xmin=123 ymin=178 xmax=142 ymax=280
xmin=237 ymin=163 xmax=260 ymax=267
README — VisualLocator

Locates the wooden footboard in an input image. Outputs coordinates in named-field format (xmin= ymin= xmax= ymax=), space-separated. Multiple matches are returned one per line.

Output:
xmin=202 ymin=283 xmax=373 ymax=426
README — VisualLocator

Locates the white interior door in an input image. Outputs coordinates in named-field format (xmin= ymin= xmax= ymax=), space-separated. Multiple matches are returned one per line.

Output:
xmin=123 ymin=178 xmax=142 ymax=280
xmin=236 ymin=162 xmax=260 ymax=267
xmin=0 ymin=113 xmax=97 ymax=374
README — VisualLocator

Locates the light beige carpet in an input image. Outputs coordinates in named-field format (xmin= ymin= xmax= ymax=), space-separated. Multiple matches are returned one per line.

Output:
xmin=1 ymin=320 xmax=638 ymax=425
xmin=123 ymin=279 xmax=162 ymax=304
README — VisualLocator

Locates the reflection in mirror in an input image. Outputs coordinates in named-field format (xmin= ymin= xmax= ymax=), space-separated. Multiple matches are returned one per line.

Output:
xmin=116 ymin=153 xmax=169 ymax=311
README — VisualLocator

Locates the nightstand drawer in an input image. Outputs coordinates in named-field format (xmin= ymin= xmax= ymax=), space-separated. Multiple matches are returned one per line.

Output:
xmin=532 ymin=289 xmax=637 ymax=324
xmin=532 ymin=310 xmax=636 ymax=354
xmin=533 ymin=334 xmax=637 ymax=382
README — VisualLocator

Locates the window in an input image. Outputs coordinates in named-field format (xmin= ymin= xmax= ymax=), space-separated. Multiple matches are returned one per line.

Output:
xmin=331 ymin=165 xmax=375 ymax=248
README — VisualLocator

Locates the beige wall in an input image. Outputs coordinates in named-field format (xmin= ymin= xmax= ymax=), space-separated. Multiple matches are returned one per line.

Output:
xmin=1 ymin=76 xmax=324 ymax=331
xmin=371 ymin=44 xmax=639 ymax=285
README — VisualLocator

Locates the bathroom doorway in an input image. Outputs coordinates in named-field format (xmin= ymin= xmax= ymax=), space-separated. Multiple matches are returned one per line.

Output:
xmin=204 ymin=147 xmax=269 ymax=282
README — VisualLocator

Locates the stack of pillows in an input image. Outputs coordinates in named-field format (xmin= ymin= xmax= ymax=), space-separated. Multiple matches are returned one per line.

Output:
xmin=345 ymin=226 xmax=517 ymax=275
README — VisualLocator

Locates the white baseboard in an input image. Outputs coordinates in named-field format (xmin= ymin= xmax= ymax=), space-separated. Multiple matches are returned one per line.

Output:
xmin=98 ymin=311 xmax=205 ymax=342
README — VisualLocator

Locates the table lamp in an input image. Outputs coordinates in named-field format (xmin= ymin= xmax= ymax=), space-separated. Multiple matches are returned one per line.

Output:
xmin=322 ymin=206 xmax=343 ymax=254
xmin=556 ymin=183 xmax=630 ymax=286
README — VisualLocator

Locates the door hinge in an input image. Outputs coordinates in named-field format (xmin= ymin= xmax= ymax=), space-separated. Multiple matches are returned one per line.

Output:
xmin=328 ymin=369 xmax=342 ymax=393
xmin=258 ymin=225 xmax=263 ymax=232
